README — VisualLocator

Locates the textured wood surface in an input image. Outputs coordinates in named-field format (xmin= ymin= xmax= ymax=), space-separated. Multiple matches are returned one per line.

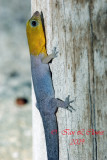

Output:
xmin=32 ymin=0 xmax=107 ymax=159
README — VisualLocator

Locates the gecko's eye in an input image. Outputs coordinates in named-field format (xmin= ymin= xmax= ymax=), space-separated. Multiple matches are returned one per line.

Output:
xmin=31 ymin=20 xmax=38 ymax=27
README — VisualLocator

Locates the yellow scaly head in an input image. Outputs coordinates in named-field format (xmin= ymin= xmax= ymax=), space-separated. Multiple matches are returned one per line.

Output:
xmin=26 ymin=11 xmax=47 ymax=57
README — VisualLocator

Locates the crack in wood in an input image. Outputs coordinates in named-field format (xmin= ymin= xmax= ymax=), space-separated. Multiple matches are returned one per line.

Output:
xmin=88 ymin=1 xmax=97 ymax=160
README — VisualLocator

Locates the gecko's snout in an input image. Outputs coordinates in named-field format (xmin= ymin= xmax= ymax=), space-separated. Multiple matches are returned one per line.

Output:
xmin=33 ymin=11 xmax=40 ymax=17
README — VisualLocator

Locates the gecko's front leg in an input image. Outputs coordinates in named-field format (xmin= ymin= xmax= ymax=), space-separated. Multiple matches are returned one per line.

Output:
xmin=42 ymin=47 xmax=58 ymax=64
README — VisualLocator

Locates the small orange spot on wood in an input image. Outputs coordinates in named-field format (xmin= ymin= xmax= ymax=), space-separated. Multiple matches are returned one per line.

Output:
xmin=16 ymin=97 xmax=28 ymax=106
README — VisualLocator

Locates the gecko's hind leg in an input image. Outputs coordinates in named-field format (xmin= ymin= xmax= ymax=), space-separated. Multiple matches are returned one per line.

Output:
xmin=51 ymin=95 xmax=75 ymax=112
xmin=64 ymin=95 xmax=76 ymax=112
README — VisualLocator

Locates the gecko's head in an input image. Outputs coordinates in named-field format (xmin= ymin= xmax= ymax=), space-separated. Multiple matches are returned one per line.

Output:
xmin=26 ymin=11 xmax=47 ymax=56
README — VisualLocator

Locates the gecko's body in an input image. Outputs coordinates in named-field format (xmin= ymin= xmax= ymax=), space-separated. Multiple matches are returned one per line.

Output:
xmin=31 ymin=54 xmax=58 ymax=160
xmin=31 ymin=54 xmax=54 ymax=100
xmin=31 ymin=54 xmax=56 ymax=114
xmin=26 ymin=11 xmax=74 ymax=160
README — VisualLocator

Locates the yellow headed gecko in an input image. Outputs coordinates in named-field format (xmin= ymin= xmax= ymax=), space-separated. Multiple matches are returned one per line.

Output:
xmin=26 ymin=11 xmax=74 ymax=160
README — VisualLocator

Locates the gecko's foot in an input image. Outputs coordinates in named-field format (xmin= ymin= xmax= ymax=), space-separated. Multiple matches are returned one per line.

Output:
xmin=65 ymin=95 xmax=76 ymax=112
xmin=52 ymin=47 xmax=58 ymax=58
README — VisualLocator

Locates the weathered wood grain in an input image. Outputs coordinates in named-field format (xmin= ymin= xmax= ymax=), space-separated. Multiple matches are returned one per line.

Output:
xmin=32 ymin=0 xmax=107 ymax=159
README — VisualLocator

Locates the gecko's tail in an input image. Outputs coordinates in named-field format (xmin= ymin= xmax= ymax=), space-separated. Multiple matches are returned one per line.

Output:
xmin=41 ymin=114 xmax=59 ymax=160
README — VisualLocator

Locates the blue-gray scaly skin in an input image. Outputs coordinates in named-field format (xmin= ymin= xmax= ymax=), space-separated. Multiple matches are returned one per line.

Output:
xmin=30 ymin=54 xmax=74 ymax=160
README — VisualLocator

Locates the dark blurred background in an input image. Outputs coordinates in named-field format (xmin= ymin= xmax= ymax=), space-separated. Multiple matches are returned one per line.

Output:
xmin=0 ymin=0 xmax=32 ymax=159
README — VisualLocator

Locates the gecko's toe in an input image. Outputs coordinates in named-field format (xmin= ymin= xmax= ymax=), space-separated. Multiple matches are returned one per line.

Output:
xmin=65 ymin=95 xmax=76 ymax=112
xmin=52 ymin=47 xmax=59 ymax=58
xmin=67 ymin=105 xmax=76 ymax=112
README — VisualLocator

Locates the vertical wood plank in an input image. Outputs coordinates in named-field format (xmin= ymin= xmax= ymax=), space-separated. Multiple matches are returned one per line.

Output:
xmin=31 ymin=0 xmax=107 ymax=159
xmin=89 ymin=0 xmax=107 ymax=159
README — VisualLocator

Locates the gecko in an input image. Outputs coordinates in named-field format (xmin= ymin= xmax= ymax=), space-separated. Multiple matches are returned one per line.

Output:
xmin=26 ymin=11 xmax=74 ymax=160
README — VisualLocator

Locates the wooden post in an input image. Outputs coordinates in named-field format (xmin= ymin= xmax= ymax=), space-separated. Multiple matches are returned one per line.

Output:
xmin=31 ymin=0 xmax=106 ymax=160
